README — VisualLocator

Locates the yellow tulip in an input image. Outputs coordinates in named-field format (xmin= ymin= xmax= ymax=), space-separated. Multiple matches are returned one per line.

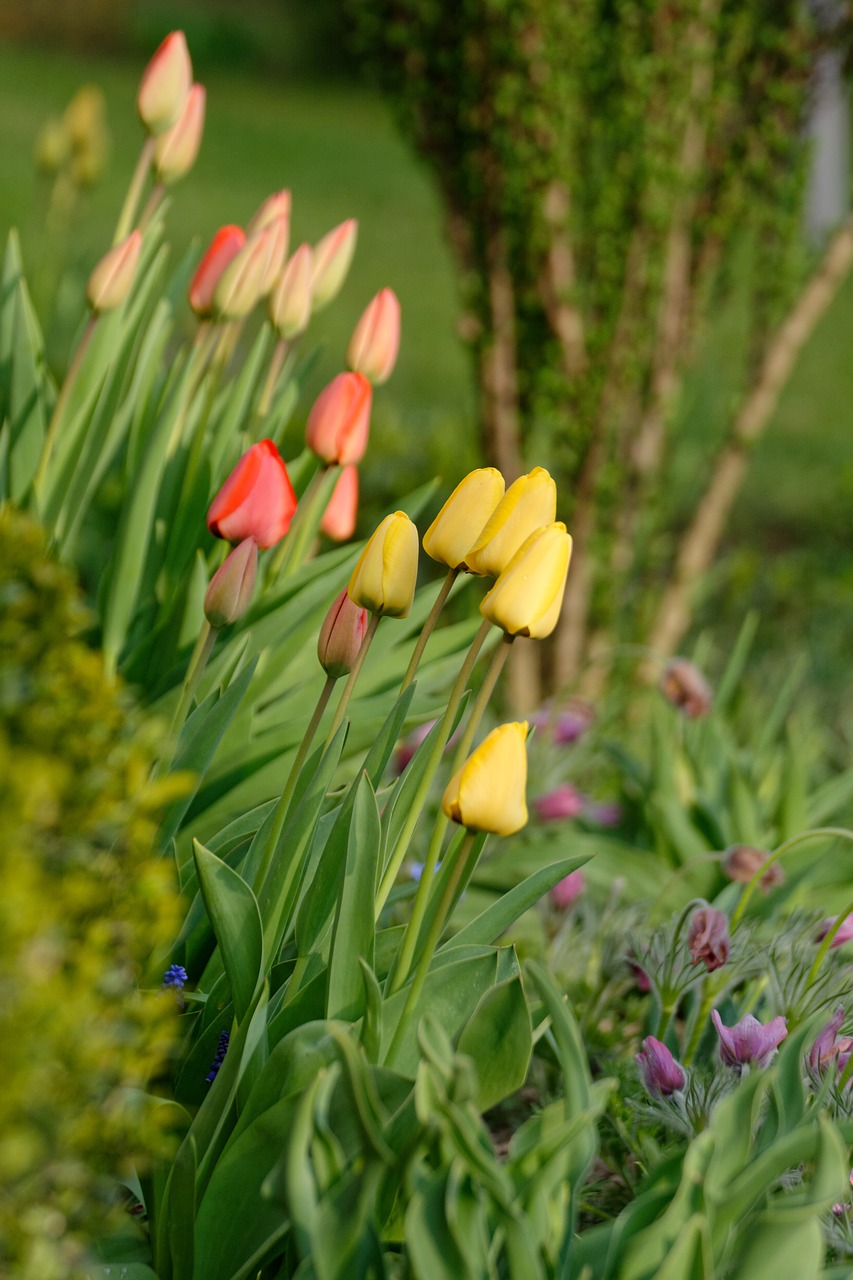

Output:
xmin=465 ymin=466 xmax=557 ymax=577
xmin=348 ymin=511 xmax=419 ymax=618
xmin=480 ymin=523 xmax=572 ymax=638
xmin=442 ymin=722 xmax=529 ymax=835
xmin=422 ymin=468 xmax=506 ymax=570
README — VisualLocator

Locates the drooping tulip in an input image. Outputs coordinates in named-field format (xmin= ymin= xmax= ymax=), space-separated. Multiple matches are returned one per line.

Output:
xmin=137 ymin=31 xmax=192 ymax=135
xmin=86 ymin=231 xmax=142 ymax=314
xmin=465 ymin=466 xmax=557 ymax=578
xmin=305 ymin=372 xmax=372 ymax=467
xmin=189 ymin=225 xmax=246 ymax=318
xmin=311 ymin=218 xmax=357 ymax=311
xmin=346 ymin=287 xmax=401 ymax=384
xmin=422 ymin=468 xmax=505 ymax=572
xmin=711 ymin=1010 xmax=788 ymax=1069
xmin=320 ymin=465 xmax=359 ymax=542
xmin=153 ymin=83 xmax=206 ymax=184
xmin=442 ymin=722 xmax=529 ymax=836
xmin=203 ymin=537 xmax=258 ymax=628
xmin=480 ymin=523 xmax=572 ymax=639
xmin=636 ymin=1037 xmax=686 ymax=1097
xmin=207 ymin=439 xmax=297 ymax=549
xmin=317 ymin=589 xmax=369 ymax=678
xmin=348 ymin=511 xmax=419 ymax=619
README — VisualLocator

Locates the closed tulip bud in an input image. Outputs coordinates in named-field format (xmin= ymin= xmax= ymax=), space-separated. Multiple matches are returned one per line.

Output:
xmin=423 ymin=468 xmax=506 ymax=571
xmin=213 ymin=226 xmax=275 ymax=319
xmin=320 ymin=465 xmax=359 ymax=541
xmin=256 ymin=214 xmax=289 ymax=297
xmin=465 ymin=466 xmax=557 ymax=577
xmin=86 ymin=231 xmax=142 ymax=313
xmin=348 ymin=511 xmax=419 ymax=618
xmin=248 ymin=189 xmax=291 ymax=236
xmin=660 ymin=658 xmax=713 ymax=718
xmin=318 ymin=588 xmax=368 ymax=678
xmin=203 ymin=537 xmax=258 ymax=628
xmin=269 ymin=243 xmax=313 ymax=337
xmin=480 ymin=522 xmax=572 ymax=639
xmin=636 ymin=1037 xmax=686 ymax=1097
xmin=207 ymin=438 xmax=297 ymax=549
xmin=346 ymin=287 xmax=401 ymax=384
xmin=687 ymin=906 xmax=729 ymax=971
xmin=153 ymin=83 xmax=205 ymax=184
xmin=306 ymin=372 xmax=372 ymax=466
xmin=311 ymin=218 xmax=357 ymax=311
xmin=137 ymin=31 xmax=192 ymax=135
xmin=442 ymin=722 xmax=529 ymax=836
xmin=189 ymin=225 xmax=246 ymax=317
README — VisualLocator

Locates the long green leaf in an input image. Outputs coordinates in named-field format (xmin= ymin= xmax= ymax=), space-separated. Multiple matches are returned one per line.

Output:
xmin=327 ymin=773 xmax=381 ymax=1021
xmin=193 ymin=840 xmax=264 ymax=1023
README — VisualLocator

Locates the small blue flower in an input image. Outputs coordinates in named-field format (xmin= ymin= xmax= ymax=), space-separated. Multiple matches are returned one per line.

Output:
xmin=205 ymin=1030 xmax=230 ymax=1084
xmin=162 ymin=964 xmax=188 ymax=991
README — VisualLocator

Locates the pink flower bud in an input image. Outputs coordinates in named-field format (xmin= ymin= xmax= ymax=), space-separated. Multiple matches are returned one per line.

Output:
xmin=660 ymin=658 xmax=713 ymax=718
xmin=137 ymin=31 xmax=192 ymax=135
xmin=534 ymin=784 xmax=584 ymax=823
xmin=153 ymin=83 xmax=205 ymax=184
xmin=248 ymin=189 xmax=291 ymax=236
xmin=311 ymin=218 xmax=357 ymax=311
xmin=723 ymin=844 xmax=784 ymax=893
xmin=305 ymin=372 xmax=372 ymax=466
xmin=317 ymin=588 xmax=368 ymax=678
xmin=636 ymin=1037 xmax=686 ymax=1096
xmin=203 ymin=537 xmax=258 ymax=628
xmin=86 ymin=231 xmax=142 ymax=313
xmin=346 ymin=287 xmax=400 ymax=385
xmin=189 ymin=225 xmax=246 ymax=317
xmin=712 ymin=1009 xmax=787 ymax=1069
xmin=549 ymin=869 xmax=585 ymax=910
xmin=816 ymin=913 xmax=853 ymax=949
xmin=687 ymin=907 xmax=729 ymax=972
xmin=207 ymin=439 xmax=297 ymax=549
xmin=320 ymin=465 xmax=359 ymax=541
xmin=269 ymin=243 xmax=313 ymax=337
xmin=213 ymin=226 xmax=276 ymax=319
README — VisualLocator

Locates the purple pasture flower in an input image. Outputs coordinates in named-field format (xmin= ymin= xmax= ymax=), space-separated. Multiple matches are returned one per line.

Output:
xmin=722 ymin=845 xmax=784 ymax=893
xmin=584 ymin=799 xmax=622 ymax=828
xmin=394 ymin=720 xmax=436 ymax=775
xmin=711 ymin=1010 xmax=787 ymax=1069
xmin=535 ymin=784 xmax=585 ymax=823
xmin=660 ymin=658 xmax=713 ymax=718
xmin=687 ymin=907 xmax=730 ymax=972
xmin=815 ymin=914 xmax=853 ymax=949
xmin=531 ymin=701 xmax=593 ymax=745
xmin=205 ymin=1030 xmax=230 ymax=1083
xmin=549 ymin=869 xmax=585 ymax=910
xmin=162 ymin=964 xmax=188 ymax=990
xmin=636 ymin=1036 xmax=686 ymax=1096
xmin=807 ymin=1008 xmax=853 ymax=1082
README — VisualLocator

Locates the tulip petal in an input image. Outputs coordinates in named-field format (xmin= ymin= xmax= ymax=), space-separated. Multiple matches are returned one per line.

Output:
xmin=423 ymin=467 xmax=505 ymax=570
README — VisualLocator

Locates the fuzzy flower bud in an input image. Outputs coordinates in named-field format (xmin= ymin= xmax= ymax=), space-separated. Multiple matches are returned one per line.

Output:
xmin=189 ymin=225 xmax=245 ymax=318
xmin=807 ymin=1008 xmax=849 ymax=1079
xmin=535 ymin=784 xmax=584 ymax=823
xmin=687 ymin=907 xmax=730 ymax=972
xmin=480 ymin=522 xmax=572 ymax=639
xmin=311 ymin=218 xmax=357 ymax=311
xmin=346 ymin=287 xmax=401 ymax=384
xmin=712 ymin=1010 xmax=788 ymax=1069
xmin=660 ymin=658 xmax=713 ymax=718
xmin=465 ymin=466 xmax=557 ymax=578
xmin=723 ymin=844 xmax=784 ymax=893
xmin=442 ymin=722 xmax=529 ymax=836
xmin=137 ymin=31 xmax=192 ymax=135
xmin=153 ymin=82 xmax=205 ymax=184
xmin=203 ymin=537 xmax=258 ymax=628
xmin=207 ymin=439 xmax=297 ymax=549
xmin=422 ymin=468 xmax=506 ymax=572
xmin=636 ymin=1037 xmax=686 ymax=1097
xmin=269 ymin=243 xmax=313 ymax=338
xmin=306 ymin=372 xmax=372 ymax=466
xmin=816 ymin=914 xmax=853 ymax=949
xmin=317 ymin=589 xmax=368 ymax=678
xmin=86 ymin=231 xmax=142 ymax=313
xmin=348 ymin=511 xmax=419 ymax=618
xmin=320 ymin=465 xmax=359 ymax=542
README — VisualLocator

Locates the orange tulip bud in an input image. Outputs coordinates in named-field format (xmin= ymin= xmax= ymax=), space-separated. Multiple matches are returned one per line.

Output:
xmin=203 ymin=537 xmax=258 ymax=628
xmin=213 ymin=226 xmax=275 ymax=319
xmin=207 ymin=439 xmax=297 ymax=549
xmin=311 ymin=218 xmax=357 ymax=311
xmin=248 ymin=189 xmax=291 ymax=236
xmin=189 ymin=225 xmax=246 ymax=317
xmin=317 ymin=588 xmax=368 ymax=678
xmin=86 ymin=231 xmax=142 ymax=314
xmin=320 ymin=465 xmax=359 ymax=542
xmin=153 ymin=82 xmax=205 ymax=184
xmin=137 ymin=31 xmax=192 ymax=135
xmin=305 ymin=372 xmax=372 ymax=466
xmin=346 ymin=287 xmax=400 ymax=385
xmin=269 ymin=243 xmax=313 ymax=338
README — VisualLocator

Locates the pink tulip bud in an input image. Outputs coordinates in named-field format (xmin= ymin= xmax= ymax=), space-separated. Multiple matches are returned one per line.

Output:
xmin=213 ymin=226 xmax=276 ymax=319
xmin=153 ymin=83 xmax=205 ymax=184
xmin=317 ymin=588 xmax=368 ymax=678
xmin=203 ymin=537 xmax=258 ymax=628
xmin=320 ymin=465 xmax=359 ymax=542
xmin=346 ymin=287 xmax=401 ymax=385
xmin=269 ymin=243 xmax=313 ymax=337
xmin=305 ymin=372 xmax=372 ymax=466
xmin=189 ymin=225 xmax=246 ymax=317
xmin=86 ymin=231 xmax=142 ymax=313
xmin=207 ymin=439 xmax=297 ymax=549
xmin=311 ymin=218 xmax=357 ymax=311
xmin=256 ymin=214 xmax=289 ymax=297
xmin=248 ymin=189 xmax=291 ymax=236
xmin=137 ymin=31 xmax=192 ymax=135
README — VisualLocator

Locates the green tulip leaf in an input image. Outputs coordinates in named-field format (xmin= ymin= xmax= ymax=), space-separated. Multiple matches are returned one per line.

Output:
xmin=192 ymin=840 xmax=264 ymax=1024
xmin=456 ymin=973 xmax=532 ymax=1111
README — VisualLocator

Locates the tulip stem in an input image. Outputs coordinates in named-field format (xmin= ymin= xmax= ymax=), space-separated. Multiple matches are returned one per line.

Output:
xmin=324 ymin=612 xmax=381 ymax=749
xmin=253 ymin=673 xmax=337 ymax=893
xmin=731 ymin=827 xmax=853 ymax=930
xmin=257 ymin=337 xmax=289 ymax=421
xmin=400 ymin=568 xmax=458 ymax=692
xmin=385 ymin=830 xmax=477 ymax=1067
xmin=266 ymin=465 xmax=332 ymax=581
xmin=167 ymin=620 xmax=217 ymax=749
xmin=114 ymin=137 xmax=155 ymax=243
xmin=34 ymin=313 xmax=99 ymax=502
xmin=375 ymin=617 xmax=494 ymax=920
xmin=390 ymin=631 xmax=514 ymax=991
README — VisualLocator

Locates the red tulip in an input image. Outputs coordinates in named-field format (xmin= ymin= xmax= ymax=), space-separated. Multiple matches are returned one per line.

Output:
xmin=207 ymin=439 xmax=297 ymax=549
xmin=305 ymin=372 xmax=372 ymax=466
xmin=320 ymin=465 xmax=358 ymax=541
xmin=189 ymin=225 xmax=246 ymax=317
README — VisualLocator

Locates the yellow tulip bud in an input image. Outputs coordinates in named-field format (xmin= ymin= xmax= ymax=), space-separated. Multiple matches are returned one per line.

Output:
xmin=422 ymin=468 xmax=505 ymax=571
xmin=348 ymin=511 xmax=419 ymax=618
xmin=442 ymin=722 xmax=529 ymax=835
xmin=480 ymin=522 xmax=572 ymax=639
xmin=464 ymin=466 xmax=556 ymax=577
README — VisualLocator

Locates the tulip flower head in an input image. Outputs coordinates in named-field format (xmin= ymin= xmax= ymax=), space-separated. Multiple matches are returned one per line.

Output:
xmin=86 ymin=231 xmax=142 ymax=314
xmin=248 ymin=189 xmax=292 ymax=237
xmin=306 ymin=372 xmax=372 ymax=467
xmin=660 ymin=658 xmax=713 ymax=718
xmin=317 ymin=589 xmax=369 ymax=678
xmin=189 ymin=225 xmax=246 ymax=318
xmin=311 ymin=218 xmax=357 ymax=311
xmin=347 ymin=288 xmax=401 ymax=385
xmin=153 ymin=83 xmax=205 ymax=184
xmin=535 ymin=783 xmax=584 ymax=823
xmin=442 ymin=722 xmax=529 ymax=836
xmin=207 ymin=439 xmax=297 ymax=549
xmin=348 ymin=511 xmax=419 ymax=618
xmin=269 ymin=243 xmax=313 ymax=338
xmin=687 ymin=907 xmax=730 ymax=972
xmin=137 ymin=31 xmax=192 ymax=135
xmin=465 ymin=466 xmax=557 ymax=578
xmin=636 ymin=1037 xmax=686 ymax=1097
xmin=203 ymin=537 xmax=258 ymax=628
xmin=423 ymin=468 xmax=506 ymax=572
xmin=711 ymin=1010 xmax=788 ymax=1070
xmin=723 ymin=844 xmax=784 ymax=893
xmin=480 ymin=522 xmax=572 ymax=639
xmin=320 ymin=465 xmax=359 ymax=542
xmin=255 ymin=214 xmax=290 ymax=297
xmin=213 ymin=226 xmax=277 ymax=320
xmin=549 ymin=868 xmax=585 ymax=910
